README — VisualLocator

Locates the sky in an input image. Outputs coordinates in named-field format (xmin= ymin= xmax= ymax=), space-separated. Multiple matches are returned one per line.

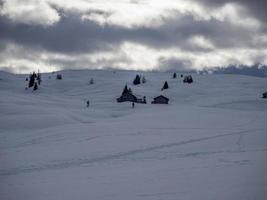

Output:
xmin=0 ymin=0 xmax=267 ymax=73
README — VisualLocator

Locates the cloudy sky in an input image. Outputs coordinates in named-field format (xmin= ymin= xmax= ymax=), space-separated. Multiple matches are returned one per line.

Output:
xmin=0 ymin=0 xmax=267 ymax=73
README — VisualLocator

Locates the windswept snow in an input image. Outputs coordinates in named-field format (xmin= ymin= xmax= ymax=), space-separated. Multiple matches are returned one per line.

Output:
xmin=0 ymin=70 xmax=267 ymax=200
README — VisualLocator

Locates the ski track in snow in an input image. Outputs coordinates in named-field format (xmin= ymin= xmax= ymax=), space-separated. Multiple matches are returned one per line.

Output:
xmin=0 ymin=129 xmax=257 ymax=177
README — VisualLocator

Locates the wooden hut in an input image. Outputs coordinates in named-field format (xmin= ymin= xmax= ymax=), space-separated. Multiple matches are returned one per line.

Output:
xmin=56 ymin=74 xmax=62 ymax=80
xmin=117 ymin=92 xmax=137 ymax=102
xmin=151 ymin=95 xmax=169 ymax=104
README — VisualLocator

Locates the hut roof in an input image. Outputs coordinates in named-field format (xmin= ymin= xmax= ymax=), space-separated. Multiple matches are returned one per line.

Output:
xmin=153 ymin=95 xmax=169 ymax=101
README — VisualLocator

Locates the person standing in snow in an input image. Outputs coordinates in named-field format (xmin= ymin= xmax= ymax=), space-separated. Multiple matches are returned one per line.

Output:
xmin=143 ymin=96 xmax=146 ymax=104
xmin=132 ymin=101 xmax=135 ymax=108
xmin=86 ymin=100 xmax=90 ymax=108
xmin=25 ymin=77 xmax=28 ymax=90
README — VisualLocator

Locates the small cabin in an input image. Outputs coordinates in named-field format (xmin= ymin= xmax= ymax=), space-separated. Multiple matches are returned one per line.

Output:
xmin=151 ymin=95 xmax=169 ymax=104
xmin=56 ymin=74 xmax=62 ymax=80
xmin=263 ymin=92 xmax=267 ymax=99
xmin=117 ymin=92 xmax=137 ymax=102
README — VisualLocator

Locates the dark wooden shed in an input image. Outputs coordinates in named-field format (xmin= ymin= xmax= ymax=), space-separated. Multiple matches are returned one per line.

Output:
xmin=151 ymin=95 xmax=169 ymax=104
xmin=117 ymin=92 xmax=137 ymax=102
xmin=56 ymin=74 xmax=62 ymax=80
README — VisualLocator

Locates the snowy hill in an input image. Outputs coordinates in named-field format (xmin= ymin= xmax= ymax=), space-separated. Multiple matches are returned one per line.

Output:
xmin=0 ymin=70 xmax=267 ymax=200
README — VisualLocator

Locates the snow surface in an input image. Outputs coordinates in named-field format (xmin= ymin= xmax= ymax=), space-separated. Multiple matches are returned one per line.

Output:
xmin=0 ymin=70 xmax=267 ymax=200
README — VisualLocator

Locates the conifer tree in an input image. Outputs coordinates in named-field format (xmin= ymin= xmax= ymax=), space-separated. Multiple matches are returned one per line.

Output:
xmin=162 ymin=81 xmax=169 ymax=90
xmin=128 ymin=87 xmax=132 ymax=94
xmin=37 ymin=72 xmax=41 ymax=85
xmin=133 ymin=75 xmax=141 ymax=85
xmin=142 ymin=76 xmax=146 ymax=83
xmin=28 ymin=73 xmax=35 ymax=88
xmin=122 ymin=85 xmax=129 ymax=95
xmin=33 ymin=82 xmax=38 ymax=91
xmin=89 ymin=78 xmax=94 ymax=84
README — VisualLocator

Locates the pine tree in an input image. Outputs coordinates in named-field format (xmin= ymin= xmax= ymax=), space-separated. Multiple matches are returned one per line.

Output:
xmin=89 ymin=78 xmax=94 ymax=84
xmin=33 ymin=82 xmax=38 ymax=91
xmin=122 ymin=85 xmax=129 ymax=95
xmin=183 ymin=75 xmax=193 ymax=83
xmin=188 ymin=75 xmax=193 ymax=83
xmin=37 ymin=73 xmax=41 ymax=85
xmin=28 ymin=73 xmax=35 ymax=88
xmin=162 ymin=81 xmax=169 ymax=90
xmin=128 ymin=87 xmax=132 ymax=94
xmin=183 ymin=76 xmax=187 ymax=83
xmin=133 ymin=75 xmax=141 ymax=85
xmin=142 ymin=76 xmax=146 ymax=83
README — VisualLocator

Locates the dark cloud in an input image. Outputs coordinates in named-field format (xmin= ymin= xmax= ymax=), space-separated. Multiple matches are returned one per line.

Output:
xmin=0 ymin=11 xmax=261 ymax=55
xmin=238 ymin=0 xmax=267 ymax=23
xmin=0 ymin=13 xmax=175 ymax=54
xmin=197 ymin=0 xmax=267 ymax=23
xmin=0 ymin=15 xmax=116 ymax=54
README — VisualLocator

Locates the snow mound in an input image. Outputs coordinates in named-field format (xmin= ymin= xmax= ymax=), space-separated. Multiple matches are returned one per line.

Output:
xmin=0 ymin=70 xmax=267 ymax=200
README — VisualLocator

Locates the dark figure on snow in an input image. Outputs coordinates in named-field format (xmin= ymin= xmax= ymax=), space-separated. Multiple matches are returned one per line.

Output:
xmin=143 ymin=96 xmax=147 ymax=104
xmin=37 ymin=73 xmax=41 ymax=85
xmin=86 ymin=100 xmax=90 ymax=108
xmin=132 ymin=102 xmax=135 ymax=108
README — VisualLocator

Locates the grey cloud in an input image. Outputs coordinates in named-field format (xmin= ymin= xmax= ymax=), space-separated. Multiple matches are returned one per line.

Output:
xmin=0 ymin=12 xmax=262 ymax=55
xmin=48 ymin=54 xmax=129 ymax=71
xmin=197 ymin=0 xmax=267 ymax=23
xmin=0 ymin=13 xmax=170 ymax=54
xmin=158 ymin=57 xmax=193 ymax=71
xmin=1 ymin=0 xmax=267 ymax=72
xmin=0 ymin=15 xmax=116 ymax=54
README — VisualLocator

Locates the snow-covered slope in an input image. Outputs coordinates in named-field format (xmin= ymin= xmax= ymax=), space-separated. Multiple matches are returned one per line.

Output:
xmin=0 ymin=70 xmax=267 ymax=200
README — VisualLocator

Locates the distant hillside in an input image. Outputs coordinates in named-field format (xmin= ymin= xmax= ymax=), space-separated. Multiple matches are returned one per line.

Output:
xmin=201 ymin=64 xmax=267 ymax=77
